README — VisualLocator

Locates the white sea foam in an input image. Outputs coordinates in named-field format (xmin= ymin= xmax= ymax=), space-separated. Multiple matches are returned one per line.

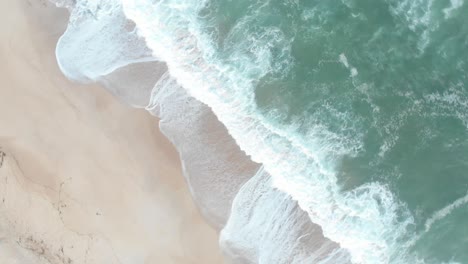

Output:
xmin=339 ymin=53 xmax=358 ymax=77
xmin=443 ymin=0 xmax=464 ymax=19
xmin=424 ymin=192 xmax=468 ymax=233
xmin=386 ymin=0 xmax=436 ymax=52
xmin=339 ymin=53 xmax=350 ymax=68
xmin=425 ymin=86 xmax=468 ymax=129
xmin=221 ymin=167 xmax=351 ymax=264
xmin=56 ymin=0 xmax=156 ymax=82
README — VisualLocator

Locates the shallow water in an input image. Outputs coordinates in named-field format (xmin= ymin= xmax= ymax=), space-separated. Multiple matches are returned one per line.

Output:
xmin=55 ymin=0 xmax=468 ymax=263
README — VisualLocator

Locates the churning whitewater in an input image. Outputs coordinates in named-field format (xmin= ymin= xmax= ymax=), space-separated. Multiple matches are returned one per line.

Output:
xmin=54 ymin=0 xmax=468 ymax=263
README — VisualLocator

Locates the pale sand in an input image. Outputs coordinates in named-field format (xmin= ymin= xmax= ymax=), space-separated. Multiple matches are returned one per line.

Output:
xmin=0 ymin=0 xmax=223 ymax=263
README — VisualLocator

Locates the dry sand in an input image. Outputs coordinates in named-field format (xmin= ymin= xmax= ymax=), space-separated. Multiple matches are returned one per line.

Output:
xmin=0 ymin=0 xmax=223 ymax=263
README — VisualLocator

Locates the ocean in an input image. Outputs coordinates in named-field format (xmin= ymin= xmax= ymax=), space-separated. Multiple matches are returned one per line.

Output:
xmin=54 ymin=0 xmax=468 ymax=263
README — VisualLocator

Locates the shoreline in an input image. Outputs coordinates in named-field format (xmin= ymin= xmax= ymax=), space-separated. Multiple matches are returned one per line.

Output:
xmin=0 ymin=0 xmax=223 ymax=263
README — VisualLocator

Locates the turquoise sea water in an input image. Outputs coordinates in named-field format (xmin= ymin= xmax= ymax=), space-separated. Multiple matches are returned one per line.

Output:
xmin=56 ymin=0 xmax=468 ymax=263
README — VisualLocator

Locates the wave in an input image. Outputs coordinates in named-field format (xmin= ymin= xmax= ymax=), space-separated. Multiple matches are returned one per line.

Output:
xmin=146 ymin=70 xmax=259 ymax=227
xmin=120 ymin=0 xmax=417 ymax=263
xmin=221 ymin=167 xmax=351 ymax=264
xmin=55 ymin=0 xmax=156 ymax=82
xmin=424 ymin=191 xmax=468 ymax=233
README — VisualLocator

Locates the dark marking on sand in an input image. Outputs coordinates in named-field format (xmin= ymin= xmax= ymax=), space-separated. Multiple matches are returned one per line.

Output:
xmin=0 ymin=150 xmax=6 ymax=168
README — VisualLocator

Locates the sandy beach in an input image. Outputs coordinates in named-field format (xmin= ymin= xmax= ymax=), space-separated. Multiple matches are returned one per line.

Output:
xmin=0 ymin=0 xmax=223 ymax=263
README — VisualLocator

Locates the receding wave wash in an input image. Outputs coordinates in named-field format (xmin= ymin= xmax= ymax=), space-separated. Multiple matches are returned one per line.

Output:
xmin=54 ymin=0 xmax=468 ymax=263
